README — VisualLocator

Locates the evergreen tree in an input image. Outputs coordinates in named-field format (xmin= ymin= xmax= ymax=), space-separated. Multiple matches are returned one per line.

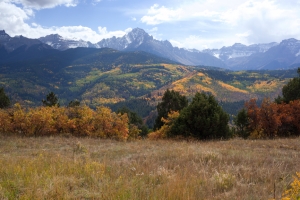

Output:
xmin=42 ymin=92 xmax=60 ymax=107
xmin=171 ymin=92 xmax=230 ymax=140
xmin=0 ymin=87 xmax=10 ymax=109
xmin=154 ymin=89 xmax=188 ymax=130
xmin=234 ymin=108 xmax=250 ymax=138
xmin=276 ymin=67 xmax=300 ymax=103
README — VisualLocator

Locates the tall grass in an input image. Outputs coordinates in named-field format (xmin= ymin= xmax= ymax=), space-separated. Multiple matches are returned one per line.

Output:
xmin=0 ymin=136 xmax=299 ymax=199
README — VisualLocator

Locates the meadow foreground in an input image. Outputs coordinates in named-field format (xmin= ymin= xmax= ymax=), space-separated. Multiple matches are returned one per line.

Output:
xmin=0 ymin=136 xmax=299 ymax=199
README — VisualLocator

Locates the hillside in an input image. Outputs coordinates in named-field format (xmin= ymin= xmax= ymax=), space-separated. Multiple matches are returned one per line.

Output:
xmin=0 ymin=45 xmax=185 ymax=106
xmin=149 ymin=69 xmax=292 ymax=102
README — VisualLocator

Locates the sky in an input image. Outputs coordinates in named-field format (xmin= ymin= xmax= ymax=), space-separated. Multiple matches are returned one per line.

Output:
xmin=1 ymin=0 xmax=300 ymax=50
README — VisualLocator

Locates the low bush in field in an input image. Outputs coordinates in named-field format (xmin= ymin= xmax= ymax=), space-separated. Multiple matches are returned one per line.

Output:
xmin=0 ymin=104 xmax=135 ymax=140
xmin=282 ymin=172 xmax=300 ymax=200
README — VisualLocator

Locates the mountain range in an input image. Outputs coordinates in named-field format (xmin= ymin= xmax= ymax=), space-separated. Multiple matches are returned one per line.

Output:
xmin=1 ymin=28 xmax=300 ymax=70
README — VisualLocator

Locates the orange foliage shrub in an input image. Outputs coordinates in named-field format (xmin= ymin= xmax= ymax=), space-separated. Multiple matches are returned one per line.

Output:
xmin=0 ymin=108 xmax=12 ymax=133
xmin=245 ymin=98 xmax=300 ymax=138
xmin=11 ymin=103 xmax=31 ymax=136
xmin=26 ymin=106 xmax=56 ymax=136
xmin=68 ymin=106 xmax=96 ymax=136
xmin=0 ymin=104 xmax=129 ymax=140
xmin=94 ymin=106 xmax=129 ymax=140
xmin=148 ymin=111 xmax=179 ymax=140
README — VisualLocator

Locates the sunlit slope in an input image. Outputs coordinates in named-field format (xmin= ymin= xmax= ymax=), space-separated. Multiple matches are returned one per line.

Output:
xmin=149 ymin=70 xmax=291 ymax=102
xmin=76 ymin=64 xmax=192 ymax=106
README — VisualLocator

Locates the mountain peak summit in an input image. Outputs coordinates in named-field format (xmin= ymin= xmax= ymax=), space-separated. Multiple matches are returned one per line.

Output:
xmin=125 ymin=28 xmax=152 ymax=47
xmin=0 ymin=30 xmax=10 ymax=41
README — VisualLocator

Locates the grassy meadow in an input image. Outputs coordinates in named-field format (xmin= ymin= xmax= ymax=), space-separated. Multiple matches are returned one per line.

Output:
xmin=0 ymin=136 xmax=299 ymax=199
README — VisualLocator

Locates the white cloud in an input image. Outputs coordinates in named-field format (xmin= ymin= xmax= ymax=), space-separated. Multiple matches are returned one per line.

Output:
xmin=149 ymin=27 xmax=158 ymax=32
xmin=0 ymin=1 xmax=32 ymax=34
xmin=220 ymin=0 xmax=300 ymax=43
xmin=5 ymin=24 xmax=131 ymax=43
xmin=170 ymin=36 xmax=238 ymax=51
xmin=140 ymin=3 xmax=223 ymax=25
xmin=92 ymin=0 xmax=101 ymax=6
xmin=12 ymin=0 xmax=78 ymax=9
xmin=141 ymin=4 xmax=183 ymax=25
xmin=97 ymin=26 xmax=131 ymax=40
xmin=0 ymin=0 xmax=130 ymax=43
xmin=143 ymin=0 xmax=300 ymax=49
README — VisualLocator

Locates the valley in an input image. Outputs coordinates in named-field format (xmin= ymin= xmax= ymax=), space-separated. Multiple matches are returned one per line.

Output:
xmin=1 ymin=28 xmax=300 ymax=127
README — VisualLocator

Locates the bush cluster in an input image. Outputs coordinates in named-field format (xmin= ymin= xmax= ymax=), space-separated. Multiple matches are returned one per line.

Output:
xmin=0 ymin=104 xmax=134 ymax=140
xmin=235 ymin=98 xmax=300 ymax=138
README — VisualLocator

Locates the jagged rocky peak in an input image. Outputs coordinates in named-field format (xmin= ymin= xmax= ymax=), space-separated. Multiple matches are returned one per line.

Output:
xmin=279 ymin=38 xmax=300 ymax=55
xmin=250 ymin=42 xmax=278 ymax=52
xmin=162 ymin=40 xmax=173 ymax=48
xmin=40 ymin=34 xmax=63 ymax=40
xmin=0 ymin=30 xmax=8 ymax=35
xmin=280 ymin=38 xmax=300 ymax=48
xmin=0 ymin=30 xmax=11 ymax=41
xmin=281 ymin=38 xmax=299 ymax=44
xmin=126 ymin=28 xmax=153 ymax=44
xmin=97 ymin=27 xmax=155 ymax=50
xmin=128 ymin=28 xmax=149 ymax=38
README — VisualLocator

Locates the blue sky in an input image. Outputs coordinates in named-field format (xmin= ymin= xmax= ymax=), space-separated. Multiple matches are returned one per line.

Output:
xmin=1 ymin=0 xmax=300 ymax=50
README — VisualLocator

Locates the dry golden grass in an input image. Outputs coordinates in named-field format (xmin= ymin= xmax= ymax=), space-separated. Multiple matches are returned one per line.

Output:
xmin=0 ymin=136 xmax=299 ymax=199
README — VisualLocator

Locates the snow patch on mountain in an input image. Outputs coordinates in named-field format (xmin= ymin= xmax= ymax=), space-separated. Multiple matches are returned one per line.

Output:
xmin=214 ymin=53 xmax=220 ymax=59
xmin=38 ymin=34 xmax=97 ymax=50
xmin=203 ymin=42 xmax=278 ymax=61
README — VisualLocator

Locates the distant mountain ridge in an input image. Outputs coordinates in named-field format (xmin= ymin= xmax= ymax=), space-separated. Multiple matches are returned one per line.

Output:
xmin=39 ymin=34 xmax=98 ymax=50
xmin=1 ymin=28 xmax=300 ymax=70
xmin=97 ymin=28 xmax=227 ymax=68
xmin=202 ymin=42 xmax=278 ymax=61
xmin=35 ymin=28 xmax=300 ymax=70
xmin=222 ymin=38 xmax=300 ymax=70
xmin=37 ymin=28 xmax=225 ymax=68
xmin=0 ymin=30 xmax=44 ymax=52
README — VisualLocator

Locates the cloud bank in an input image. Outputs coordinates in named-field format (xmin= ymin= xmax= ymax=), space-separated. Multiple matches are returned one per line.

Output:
xmin=141 ymin=0 xmax=300 ymax=49
xmin=0 ymin=0 xmax=130 ymax=43
xmin=1 ymin=0 xmax=300 ymax=50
